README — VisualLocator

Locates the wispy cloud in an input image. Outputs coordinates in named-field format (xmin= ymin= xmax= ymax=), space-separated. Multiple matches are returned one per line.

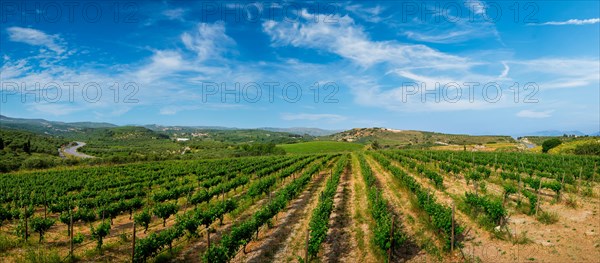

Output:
xmin=396 ymin=1 xmax=502 ymax=44
xmin=403 ymin=30 xmax=480 ymax=44
xmin=263 ymin=10 xmax=471 ymax=69
xmin=465 ymin=0 xmax=487 ymax=15
xmin=162 ymin=8 xmax=187 ymax=21
xmin=181 ymin=22 xmax=236 ymax=61
xmin=345 ymin=4 xmax=388 ymax=23
xmin=506 ymin=58 xmax=600 ymax=89
xmin=159 ymin=104 xmax=243 ymax=115
xmin=516 ymin=110 xmax=553 ymax=118
xmin=6 ymin=27 xmax=66 ymax=54
xmin=532 ymin=18 xmax=600 ymax=26
xmin=498 ymin=62 xmax=510 ymax=79
xmin=281 ymin=113 xmax=347 ymax=122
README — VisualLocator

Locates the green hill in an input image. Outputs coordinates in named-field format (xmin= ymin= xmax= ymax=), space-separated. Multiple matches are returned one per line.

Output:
xmin=322 ymin=127 xmax=515 ymax=149
xmin=0 ymin=129 xmax=69 ymax=172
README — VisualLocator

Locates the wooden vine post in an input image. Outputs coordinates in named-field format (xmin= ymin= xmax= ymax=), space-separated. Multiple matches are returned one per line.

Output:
xmin=560 ymin=173 xmax=565 ymax=201
xmin=24 ymin=207 xmax=28 ymax=241
xmin=207 ymin=228 xmax=211 ymax=249
xmin=451 ymin=203 xmax=455 ymax=252
xmin=594 ymin=163 xmax=597 ymax=182
xmin=578 ymin=167 xmax=583 ymax=194
xmin=44 ymin=191 xmax=47 ymax=219
xmin=305 ymin=228 xmax=310 ymax=263
xmin=517 ymin=174 xmax=522 ymax=205
xmin=494 ymin=154 xmax=497 ymax=168
xmin=131 ymin=221 xmax=136 ymax=263
xmin=388 ymin=217 xmax=395 ymax=262
xmin=70 ymin=212 xmax=74 ymax=258
xmin=535 ymin=184 xmax=541 ymax=215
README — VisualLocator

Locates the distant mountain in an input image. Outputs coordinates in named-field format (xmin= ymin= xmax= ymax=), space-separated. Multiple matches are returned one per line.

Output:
xmin=143 ymin=124 xmax=236 ymax=133
xmin=0 ymin=115 xmax=116 ymax=135
xmin=143 ymin=124 xmax=338 ymax=137
xmin=259 ymin=127 xmax=341 ymax=136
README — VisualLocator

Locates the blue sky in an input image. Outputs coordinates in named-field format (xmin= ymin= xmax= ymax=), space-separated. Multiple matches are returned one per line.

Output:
xmin=1 ymin=0 xmax=599 ymax=135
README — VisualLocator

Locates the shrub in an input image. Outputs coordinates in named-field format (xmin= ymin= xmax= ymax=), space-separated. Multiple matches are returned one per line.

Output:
xmin=536 ymin=211 xmax=559 ymax=224
xmin=574 ymin=142 xmax=600 ymax=155
xmin=20 ymin=157 xmax=56 ymax=170
xmin=565 ymin=195 xmax=578 ymax=208
xmin=542 ymin=139 xmax=562 ymax=153
xmin=73 ymin=233 xmax=84 ymax=245
xmin=0 ymin=234 xmax=19 ymax=253
xmin=21 ymin=248 xmax=61 ymax=263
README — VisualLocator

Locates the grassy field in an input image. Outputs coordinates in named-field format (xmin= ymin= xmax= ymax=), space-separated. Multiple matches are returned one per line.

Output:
xmin=279 ymin=141 xmax=364 ymax=154
xmin=431 ymin=142 xmax=521 ymax=152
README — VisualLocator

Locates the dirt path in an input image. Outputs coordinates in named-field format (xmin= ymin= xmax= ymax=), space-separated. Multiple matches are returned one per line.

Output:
xmin=230 ymin=168 xmax=330 ymax=262
xmin=179 ymin=159 xmax=325 ymax=262
xmin=363 ymin=155 xmax=436 ymax=262
xmin=346 ymin=153 xmax=380 ymax=263
xmin=321 ymin=166 xmax=356 ymax=262
xmin=269 ymin=169 xmax=331 ymax=263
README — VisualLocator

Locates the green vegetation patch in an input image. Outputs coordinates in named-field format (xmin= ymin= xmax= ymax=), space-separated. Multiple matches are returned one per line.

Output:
xmin=278 ymin=141 xmax=364 ymax=154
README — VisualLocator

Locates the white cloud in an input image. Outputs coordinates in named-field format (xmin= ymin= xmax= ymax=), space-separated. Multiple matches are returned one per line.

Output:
xmin=181 ymin=22 xmax=235 ymax=61
xmin=465 ymin=0 xmax=486 ymax=15
xmin=0 ymin=58 xmax=31 ymax=80
xmin=6 ymin=27 xmax=66 ymax=54
xmin=516 ymin=110 xmax=553 ymax=118
xmin=403 ymin=30 xmax=476 ymax=44
xmin=344 ymin=75 xmax=511 ymax=113
xmin=498 ymin=62 xmax=510 ymax=79
xmin=345 ymin=4 xmax=387 ymax=23
xmin=133 ymin=50 xmax=185 ymax=84
xmin=401 ymin=1 xmax=503 ymax=44
xmin=534 ymin=18 xmax=600 ymax=26
xmin=262 ymin=11 xmax=471 ymax=69
xmin=162 ymin=8 xmax=187 ymax=21
xmin=281 ymin=113 xmax=347 ymax=122
xmin=506 ymin=58 xmax=600 ymax=89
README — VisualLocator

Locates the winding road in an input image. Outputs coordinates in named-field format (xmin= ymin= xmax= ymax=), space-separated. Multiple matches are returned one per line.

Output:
xmin=60 ymin=142 xmax=95 ymax=159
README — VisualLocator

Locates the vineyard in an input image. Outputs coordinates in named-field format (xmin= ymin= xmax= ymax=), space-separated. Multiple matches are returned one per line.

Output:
xmin=0 ymin=150 xmax=599 ymax=262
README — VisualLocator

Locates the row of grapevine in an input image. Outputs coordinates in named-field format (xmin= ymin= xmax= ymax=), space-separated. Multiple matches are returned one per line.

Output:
xmin=203 ymin=155 xmax=338 ymax=262
xmin=380 ymin=151 xmax=444 ymax=189
xmin=357 ymin=153 xmax=406 ymax=256
xmin=132 ymin=156 xmax=322 ymax=261
xmin=0 ymin=155 xmax=312 ymax=261
xmin=463 ymin=192 xmax=506 ymax=225
xmin=379 ymin=150 xmax=510 ymax=231
xmin=368 ymin=152 xmax=463 ymax=250
xmin=307 ymin=155 xmax=349 ymax=258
